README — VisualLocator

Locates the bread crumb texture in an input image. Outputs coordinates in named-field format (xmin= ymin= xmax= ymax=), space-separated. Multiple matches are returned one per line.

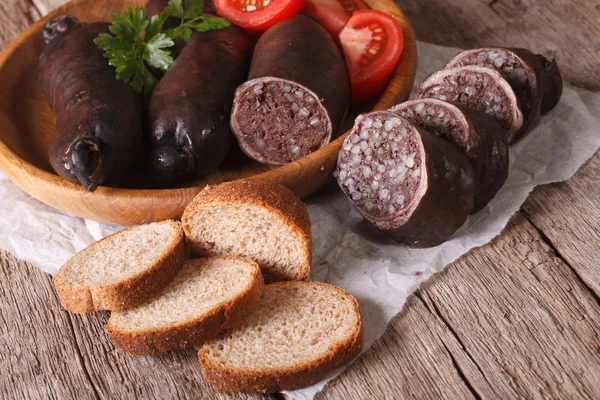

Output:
xmin=110 ymin=257 xmax=260 ymax=331
xmin=55 ymin=220 xmax=182 ymax=287
xmin=201 ymin=281 xmax=362 ymax=369
xmin=182 ymin=179 xmax=311 ymax=283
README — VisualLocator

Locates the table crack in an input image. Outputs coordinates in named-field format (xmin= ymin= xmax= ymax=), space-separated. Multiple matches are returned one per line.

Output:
xmin=64 ymin=314 xmax=101 ymax=400
xmin=522 ymin=211 xmax=600 ymax=306
xmin=415 ymin=290 xmax=491 ymax=398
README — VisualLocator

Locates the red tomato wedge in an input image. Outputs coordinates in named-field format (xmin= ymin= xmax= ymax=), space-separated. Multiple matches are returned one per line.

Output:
xmin=214 ymin=0 xmax=305 ymax=31
xmin=302 ymin=0 xmax=370 ymax=37
xmin=339 ymin=10 xmax=404 ymax=104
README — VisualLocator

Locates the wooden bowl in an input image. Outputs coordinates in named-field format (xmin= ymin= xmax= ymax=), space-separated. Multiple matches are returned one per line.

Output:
xmin=0 ymin=0 xmax=417 ymax=225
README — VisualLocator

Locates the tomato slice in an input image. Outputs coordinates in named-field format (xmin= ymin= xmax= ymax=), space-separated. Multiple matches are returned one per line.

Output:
xmin=339 ymin=10 xmax=404 ymax=104
xmin=302 ymin=0 xmax=369 ymax=37
xmin=214 ymin=0 xmax=305 ymax=31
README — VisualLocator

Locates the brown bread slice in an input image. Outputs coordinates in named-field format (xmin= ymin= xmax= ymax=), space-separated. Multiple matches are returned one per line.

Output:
xmin=198 ymin=281 xmax=363 ymax=393
xmin=53 ymin=220 xmax=185 ymax=313
xmin=181 ymin=178 xmax=312 ymax=283
xmin=107 ymin=256 xmax=264 ymax=355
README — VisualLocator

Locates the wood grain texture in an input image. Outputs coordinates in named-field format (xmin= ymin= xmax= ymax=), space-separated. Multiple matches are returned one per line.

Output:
xmin=522 ymin=154 xmax=600 ymax=298
xmin=0 ymin=250 xmax=276 ymax=400
xmin=0 ymin=249 xmax=98 ymax=400
xmin=0 ymin=0 xmax=40 ymax=50
xmin=0 ymin=0 xmax=417 ymax=226
xmin=319 ymin=215 xmax=600 ymax=399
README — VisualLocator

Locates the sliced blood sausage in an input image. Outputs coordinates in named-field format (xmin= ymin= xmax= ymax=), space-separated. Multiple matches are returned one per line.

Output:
xmin=445 ymin=47 xmax=545 ymax=141
xmin=147 ymin=27 xmax=251 ymax=184
xmin=417 ymin=65 xmax=524 ymax=143
xmin=230 ymin=15 xmax=350 ymax=165
xmin=536 ymin=55 xmax=563 ymax=114
xmin=335 ymin=111 xmax=476 ymax=248
xmin=390 ymin=99 xmax=508 ymax=212
xmin=39 ymin=17 xmax=143 ymax=191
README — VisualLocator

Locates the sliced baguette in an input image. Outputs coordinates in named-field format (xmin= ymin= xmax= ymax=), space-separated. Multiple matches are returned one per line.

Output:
xmin=198 ymin=281 xmax=363 ymax=393
xmin=107 ymin=256 xmax=264 ymax=355
xmin=53 ymin=220 xmax=185 ymax=313
xmin=182 ymin=178 xmax=312 ymax=283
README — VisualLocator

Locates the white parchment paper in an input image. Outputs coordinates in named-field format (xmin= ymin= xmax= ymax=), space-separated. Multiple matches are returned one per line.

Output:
xmin=0 ymin=42 xmax=599 ymax=399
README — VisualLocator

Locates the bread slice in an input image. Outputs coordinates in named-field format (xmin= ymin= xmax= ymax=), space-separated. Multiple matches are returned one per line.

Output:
xmin=198 ymin=281 xmax=363 ymax=393
xmin=181 ymin=178 xmax=312 ymax=283
xmin=107 ymin=256 xmax=264 ymax=355
xmin=53 ymin=220 xmax=185 ymax=313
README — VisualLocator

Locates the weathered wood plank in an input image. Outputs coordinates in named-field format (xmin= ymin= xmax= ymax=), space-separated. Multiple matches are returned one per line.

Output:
xmin=0 ymin=0 xmax=41 ymax=49
xmin=321 ymin=215 xmax=600 ymax=399
xmin=419 ymin=214 xmax=600 ymax=399
xmin=67 ymin=311 xmax=276 ymax=400
xmin=523 ymin=153 xmax=600 ymax=297
xmin=0 ymin=250 xmax=98 ymax=400
xmin=0 ymin=249 xmax=276 ymax=400
xmin=315 ymin=295 xmax=477 ymax=400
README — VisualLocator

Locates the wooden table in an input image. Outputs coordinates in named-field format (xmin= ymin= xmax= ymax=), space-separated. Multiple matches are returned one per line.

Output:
xmin=2 ymin=0 xmax=599 ymax=398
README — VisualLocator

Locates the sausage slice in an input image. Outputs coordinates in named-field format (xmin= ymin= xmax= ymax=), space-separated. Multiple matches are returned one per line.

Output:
xmin=231 ymin=16 xmax=350 ymax=165
xmin=417 ymin=65 xmax=524 ymax=143
xmin=390 ymin=99 xmax=508 ymax=212
xmin=335 ymin=111 xmax=475 ymax=248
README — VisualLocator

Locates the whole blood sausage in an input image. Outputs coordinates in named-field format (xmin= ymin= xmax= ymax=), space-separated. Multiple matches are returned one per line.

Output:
xmin=537 ymin=55 xmax=563 ymax=114
xmin=230 ymin=15 xmax=350 ymax=165
xmin=390 ymin=99 xmax=508 ymax=212
xmin=147 ymin=27 xmax=251 ymax=184
xmin=335 ymin=111 xmax=476 ymax=248
xmin=445 ymin=47 xmax=544 ymax=140
xmin=417 ymin=65 xmax=524 ymax=143
xmin=39 ymin=16 xmax=143 ymax=191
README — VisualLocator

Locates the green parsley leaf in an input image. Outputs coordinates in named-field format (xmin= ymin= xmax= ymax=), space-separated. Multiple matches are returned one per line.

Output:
xmin=183 ymin=0 xmax=205 ymax=19
xmin=143 ymin=33 xmax=175 ymax=70
xmin=96 ymin=2 xmax=231 ymax=94
xmin=204 ymin=17 xmax=230 ymax=30
xmin=166 ymin=0 xmax=184 ymax=18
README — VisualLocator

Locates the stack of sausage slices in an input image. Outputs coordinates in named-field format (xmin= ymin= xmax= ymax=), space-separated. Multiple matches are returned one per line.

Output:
xmin=53 ymin=178 xmax=362 ymax=394
xmin=335 ymin=47 xmax=563 ymax=248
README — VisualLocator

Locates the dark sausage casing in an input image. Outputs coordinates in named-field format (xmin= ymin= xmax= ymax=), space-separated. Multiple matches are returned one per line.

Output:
xmin=231 ymin=16 xmax=350 ymax=165
xmin=391 ymin=99 xmax=508 ymax=212
xmin=335 ymin=111 xmax=476 ymax=248
xmin=444 ymin=47 xmax=562 ymax=141
xmin=417 ymin=65 xmax=524 ymax=143
xmin=148 ymin=27 xmax=251 ymax=183
xmin=39 ymin=17 xmax=143 ymax=191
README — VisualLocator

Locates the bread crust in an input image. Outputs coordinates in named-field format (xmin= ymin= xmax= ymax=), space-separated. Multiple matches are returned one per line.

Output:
xmin=106 ymin=256 xmax=264 ymax=355
xmin=53 ymin=220 xmax=185 ymax=314
xmin=181 ymin=178 xmax=312 ymax=282
xmin=198 ymin=281 xmax=363 ymax=393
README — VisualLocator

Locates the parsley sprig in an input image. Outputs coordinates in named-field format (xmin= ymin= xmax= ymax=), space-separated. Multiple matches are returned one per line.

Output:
xmin=94 ymin=0 xmax=230 ymax=95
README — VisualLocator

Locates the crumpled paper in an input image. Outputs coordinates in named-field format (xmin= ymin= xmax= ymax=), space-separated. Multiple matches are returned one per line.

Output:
xmin=0 ymin=41 xmax=599 ymax=399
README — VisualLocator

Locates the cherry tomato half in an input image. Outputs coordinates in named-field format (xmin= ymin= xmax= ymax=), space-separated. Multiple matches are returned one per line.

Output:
xmin=339 ymin=9 xmax=404 ymax=104
xmin=215 ymin=0 xmax=305 ymax=31
xmin=302 ymin=0 xmax=369 ymax=37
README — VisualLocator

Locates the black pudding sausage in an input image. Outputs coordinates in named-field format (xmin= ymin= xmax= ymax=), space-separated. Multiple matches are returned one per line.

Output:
xmin=417 ymin=65 xmax=524 ymax=144
xmin=147 ymin=27 xmax=251 ymax=184
xmin=537 ymin=55 xmax=563 ymax=114
xmin=39 ymin=16 xmax=143 ymax=191
xmin=391 ymin=98 xmax=508 ymax=212
xmin=335 ymin=111 xmax=476 ymax=248
xmin=230 ymin=15 xmax=350 ymax=165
